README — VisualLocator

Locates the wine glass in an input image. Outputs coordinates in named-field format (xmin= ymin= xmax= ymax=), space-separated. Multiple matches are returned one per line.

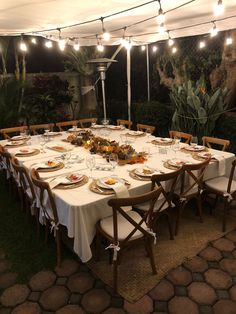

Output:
xmin=146 ymin=128 xmax=152 ymax=140
xmin=173 ymin=138 xmax=180 ymax=156
xmin=86 ymin=156 xmax=95 ymax=178
xmin=142 ymin=146 xmax=150 ymax=164
xmin=65 ymin=152 xmax=71 ymax=169
xmin=190 ymin=136 xmax=198 ymax=147
xmin=40 ymin=136 xmax=46 ymax=153
xmin=109 ymin=153 xmax=118 ymax=171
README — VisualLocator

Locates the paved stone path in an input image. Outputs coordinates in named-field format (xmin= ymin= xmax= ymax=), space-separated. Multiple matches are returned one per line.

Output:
xmin=1 ymin=230 xmax=236 ymax=313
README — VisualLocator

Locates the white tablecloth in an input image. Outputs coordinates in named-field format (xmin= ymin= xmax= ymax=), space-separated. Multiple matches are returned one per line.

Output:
xmin=1 ymin=130 xmax=235 ymax=262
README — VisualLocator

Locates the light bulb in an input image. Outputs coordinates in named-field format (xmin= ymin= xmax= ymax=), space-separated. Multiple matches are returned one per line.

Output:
xmin=226 ymin=37 xmax=233 ymax=45
xmin=45 ymin=40 xmax=53 ymax=48
xmin=158 ymin=23 xmax=166 ymax=35
xmin=103 ymin=31 xmax=110 ymax=41
xmin=199 ymin=41 xmax=206 ymax=49
xmin=168 ymin=38 xmax=174 ymax=46
xmin=19 ymin=42 xmax=27 ymax=52
xmin=124 ymin=40 xmax=132 ymax=50
xmin=120 ymin=38 xmax=127 ymax=47
xmin=141 ymin=45 xmax=146 ymax=51
xmin=214 ymin=0 xmax=224 ymax=16
xmin=210 ymin=25 xmax=218 ymax=37
xmin=152 ymin=46 xmax=158 ymax=52
xmin=157 ymin=11 xmax=165 ymax=25
xmin=58 ymin=39 xmax=65 ymax=51
xmin=73 ymin=43 xmax=80 ymax=51
xmin=97 ymin=44 xmax=104 ymax=52
xmin=31 ymin=37 xmax=37 ymax=44
xmin=172 ymin=47 xmax=177 ymax=54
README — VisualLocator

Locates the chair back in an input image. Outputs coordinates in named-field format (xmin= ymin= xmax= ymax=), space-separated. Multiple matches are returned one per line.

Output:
xmin=150 ymin=168 xmax=182 ymax=215
xmin=29 ymin=123 xmax=54 ymax=135
xmin=202 ymin=136 xmax=230 ymax=151
xmin=117 ymin=119 xmax=132 ymax=129
xmin=137 ymin=123 xmax=155 ymax=134
xmin=180 ymin=158 xmax=210 ymax=198
xmin=169 ymin=130 xmax=192 ymax=144
xmin=227 ymin=158 xmax=236 ymax=196
xmin=30 ymin=168 xmax=59 ymax=224
xmin=107 ymin=187 xmax=162 ymax=246
xmin=0 ymin=126 xmax=28 ymax=139
xmin=0 ymin=145 xmax=12 ymax=175
xmin=55 ymin=120 xmax=78 ymax=131
xmin=11 ymin=157 xmax=36 ymax=203
xmin=78 ymin=118 xmax=97 ymax=128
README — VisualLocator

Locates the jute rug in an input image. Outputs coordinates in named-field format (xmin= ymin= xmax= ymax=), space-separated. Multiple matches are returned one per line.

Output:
xmin=87 ymin=206 xmax=236 ymax=303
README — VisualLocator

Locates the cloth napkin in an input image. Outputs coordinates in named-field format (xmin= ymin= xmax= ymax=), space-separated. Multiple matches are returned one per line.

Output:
xmin=212 ymin=154 xmax=226 ymax=176
xmin=111 ymin=182 xmax=132 ymax=212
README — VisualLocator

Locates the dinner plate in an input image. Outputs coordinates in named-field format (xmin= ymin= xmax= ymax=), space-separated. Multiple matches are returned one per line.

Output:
xmin=95 ymin=163 xmax=113 ymax=171
xmin=155 ymin=137 xmax=173 ymax=143
xmin=97 ymin=177 xmax=124 ymax=189
xmin=7 ymin=140 xmax=26 ymax=146
xmin=38 ymin=160 xmax=61 ymax=169
xmin=17 ymin=147 xmax=37 ymax=154
xmin=68 ymin=127 xmax=82 ymax=132
xmin=197 ymin=152 xmax=212 ymax=159
xmin=167 ymin=158 xmax=188 ymax=167
xmin=59 ymin=173 xmax=84 ymax=185
xmin=127 ymin=131 xmax=144 ymax=136
xmin=184 ymin=145 xmax=205 ymax=152
xmin=106 ymin=125 xmax=124 ymax=130
xmin=43 ymin=132 xmax=61 ymax=136
xmin=134 ymin=167 xmax=161 ymax=177
xmin=11 ymin=135 xmax=30 ymax=141
xmin=91 ymin=124 xmax=104 ymax=129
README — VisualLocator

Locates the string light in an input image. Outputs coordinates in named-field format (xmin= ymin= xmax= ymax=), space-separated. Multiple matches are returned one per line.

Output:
xmin=19 ymin=35 xmax=27 ymax=52
xmin=96 ymin=35 xmax=104 ymax=52
xmin=101 ymin=17 xmax=110 ymax=41
xmin=141 ymin=45 xmax=146 ymax=51
xmin=214 ymin=0 xmax=224 ymax=16
xmin=172 ymin=46 xmax=177 ymax=54
xmin=73 ymin=39 xmax=80 ymax=51
xmin=158 ymin=23 xmax=166 ymax=34
xmin=45 ymin=37 xmax=53 ymax=48
xmin=157 ymin=0 xmax=165 ymax=25
xmin=210 ymin=21 xmax=218 ymax=37
xmin=124 ymin=37 xmax=133 ymax=50
xmin=167 ymin=31 xmax=174 ymax=46
xmin=199 ymin=40 xmax=206 ymax=49
xmin=57 ymin=29 xmax=66 ymax=51
xmin=226 ymin=36 xmax=233 ymax=45
xmin=152 ymin=45 xmax=158 ymax=52
xmin=31 ymin=37 xmax=37 ymax=44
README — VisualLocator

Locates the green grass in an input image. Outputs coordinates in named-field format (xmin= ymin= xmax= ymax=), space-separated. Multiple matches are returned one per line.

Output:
xmin=0 ymin=172 xmax=73 ymax=282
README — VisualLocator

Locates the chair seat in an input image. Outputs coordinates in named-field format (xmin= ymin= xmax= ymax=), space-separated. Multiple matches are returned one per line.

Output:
xmin=100 ymin=211 xmax=147 ymax=241
xmin=135 ymin=198 xmax=169 ymax=212
xmin=205 ymin=176 xmax=236 ymax=194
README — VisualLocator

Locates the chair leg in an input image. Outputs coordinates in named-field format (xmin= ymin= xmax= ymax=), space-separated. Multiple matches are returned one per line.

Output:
xmin=45 ymin=220 xmax=49 ymax=244
xmin=166 ymin=212 xmax=174 ymax=240
xmin=222 ymin=198 xmax=229 ymax=232
xmin=95 ymin=231 xmax=101 ymax=261
xmin=175 ymin=202 xmax=185 ymax=236
xmin=56 ymin=229 xmax=62 ymax=268
xmin=113 ymin=257 xmax=118 ymax=292
xmin=197 ymin=194 xmax=203 ymax=223
xmin=146 ymin=238 xmax=157 ymax=275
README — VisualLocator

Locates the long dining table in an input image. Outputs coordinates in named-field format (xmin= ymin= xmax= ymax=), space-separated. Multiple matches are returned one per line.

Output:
xmin=1 ymin=127 xmax=235 ymax=262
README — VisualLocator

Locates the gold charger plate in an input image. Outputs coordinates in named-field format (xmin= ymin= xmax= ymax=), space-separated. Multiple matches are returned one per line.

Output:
xmin=15 ymin=149 xmax=40 ymax=157
xmin=5 ymin=142 xmax=28 ymax=148
xmin=151 ymin=139 xmax=174 ymax=146
xmin=181 ymin=147 xmax=208 ymax=154
xmin=129 ymin=169 xmax=151 ymax=181
xmin=55 ymin=175 xmax=89 ymax=189
xmin=37 ymin=162 xmax=64 ymax=172
xmin=163 ymin=161 xmax=183 ymax=171
xmin=192 ymin=154 xmax=216 ymax=163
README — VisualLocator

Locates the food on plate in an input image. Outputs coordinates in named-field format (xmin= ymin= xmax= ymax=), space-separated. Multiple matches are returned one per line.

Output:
xmin=66 ymin=174 xmax=80 ymax=182
xmin=51 ymin=146 xmax=66 ymax=151
xmin=142 ymin=167 xmax=154 ymax=174
xmin=199 ymin=152 xmax=211 ymax=158
xmin=46 ymin=160 xmax=57 ymax=167
xmin=104 ymin=178 xmax=118 ymax=185
xmin=19 ymin=149 xmax=30 ymax=153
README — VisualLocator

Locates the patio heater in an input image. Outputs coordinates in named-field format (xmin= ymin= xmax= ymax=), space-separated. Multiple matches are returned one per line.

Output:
xmin=87 ymin=58 xmax=117 ymax=123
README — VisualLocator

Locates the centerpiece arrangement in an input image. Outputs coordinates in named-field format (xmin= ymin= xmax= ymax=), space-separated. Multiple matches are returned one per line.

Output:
xmin=66 ymin=131 xmax=146 ymax=164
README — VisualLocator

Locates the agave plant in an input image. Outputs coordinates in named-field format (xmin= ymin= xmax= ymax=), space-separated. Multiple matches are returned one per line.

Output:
xmin=170 ymin=76 xmax=227 ymax=140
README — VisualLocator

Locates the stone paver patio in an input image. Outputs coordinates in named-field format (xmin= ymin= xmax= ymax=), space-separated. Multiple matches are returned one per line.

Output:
xmin=1 ymin=230 xmax=236 ymax=313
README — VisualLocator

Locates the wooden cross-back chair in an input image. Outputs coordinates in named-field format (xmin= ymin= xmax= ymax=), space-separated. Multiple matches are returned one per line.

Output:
xmin=78 ymin=118 xmax=97 ymax=128
xmin=117 ymin=119 xmax=132 ymax=129
xmin=96 ymin=187 xmax=162 ymax=291
xmin=11 ymin=158 xmax=39 ymax=234
xmin=29 ymin=123 xmax=54 ymax=135
xmin=169 ymin=130 xmax=193 ymax=144
xmin=0 ymin=126 xmax=28 ymax=139
xmin=202 ymin=136 xmax=230 ymax=151
xmin=30 ymin=168 xmax=62 ymax=266
xmin=55 ymin=120 xmax=79 ymax=131
xmin=134 ymin=168 xmax=182 ymax=240
xmin=0 ymin=145 xmax=14 ymax=186
xmin=175 ymin=158 xmax=211 ymax=235
xmin=204 ymin=158 xmax=236 ymax=232
xmin=137 ymin=123 xmax=155 ymax=134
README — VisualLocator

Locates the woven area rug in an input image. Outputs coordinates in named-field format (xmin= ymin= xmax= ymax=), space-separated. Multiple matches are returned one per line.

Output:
xmin=87 ymin=206 xmax=236 ymax=303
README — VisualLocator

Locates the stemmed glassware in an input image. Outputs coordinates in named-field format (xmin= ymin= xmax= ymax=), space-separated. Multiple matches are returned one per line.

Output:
xmin=142 ymin=146 xmax=150 ymax=165
xmin=146 ymin=128 xmax=152 ymax=139
xmin=109 ymin=153 xmax=118 ymax=171
xmin=173 ymin=137 xmax=180 ymax=156
xmin=65 ymin=152 xmax=72 ymax=168
xmin=86 ymin=156 xmax=95 ymax=178
xmin=190 ymin=136 xmax=198 ymax=147
xmin=40 ymin=136 xmax=46 ymax=153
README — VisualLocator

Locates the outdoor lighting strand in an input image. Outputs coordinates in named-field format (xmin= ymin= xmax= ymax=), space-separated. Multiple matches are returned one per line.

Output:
xmin=210 ymin=21 xmax=218 ymax=37
xmin=19 ymin=34 xmax=27 ymax=52
xmin=73 ymin=38 xmax=80 ymax=51
xmin=101 ymin=17 xmax=111 ymax=41
xmin=214 ymin=0 xmax=224 ymax=17
xmin=167 ymin=31 xmax=174 ymax=46
xmin=156 ymin=0 xmax=165 ymax=25
xmin=45 ymin=36 xmax=53 ymax=48
xmin=96 ymin=35 xmax=104 ymax=52
xmin=58 ymin=28 xmax=66 ymax=51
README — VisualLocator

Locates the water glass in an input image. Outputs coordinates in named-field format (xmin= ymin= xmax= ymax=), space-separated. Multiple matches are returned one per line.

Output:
xmin=146 ymin=128 xmax=152 ymax=139
xmin=86 ymin=156 xmax=95 ymax=178
xmin=40 ymin=136 xmax=46 ymax=153
xmin=191 ymin=136 xmax=198 ymax=147
xmin=109 ymin=153 xmax=118 ymax=171
xmin=142 ymin=146 xmax=150 ymax=164
xmin=65 ymin=152 xmax=72 ymax=168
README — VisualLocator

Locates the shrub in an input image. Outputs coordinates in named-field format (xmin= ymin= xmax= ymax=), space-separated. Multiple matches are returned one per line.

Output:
xmin=215 ymin=113 xmax=236 ymax=154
